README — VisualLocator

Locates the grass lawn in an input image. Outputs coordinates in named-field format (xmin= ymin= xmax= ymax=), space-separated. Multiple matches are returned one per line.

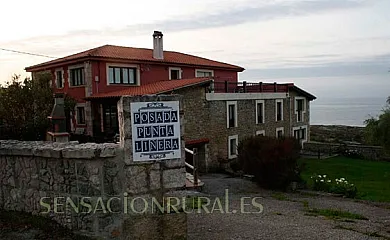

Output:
xmin=299 ymin=156 xmax=390 ymax=202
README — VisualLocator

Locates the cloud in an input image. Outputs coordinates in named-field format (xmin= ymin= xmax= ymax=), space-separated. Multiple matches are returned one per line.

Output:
xmin=0 ymin=0 xmax=369 ymax=48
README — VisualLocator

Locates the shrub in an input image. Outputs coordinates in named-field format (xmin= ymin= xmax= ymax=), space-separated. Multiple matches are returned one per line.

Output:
xmin=311 ymin=174 xmax=332 ymax=192
xmin=330 ymin=178 xmax=357 ymax=198
xmin=237 ymin=136 xmax=301 ymax=190
xmin=309 ymin=175 xmax=357 ymax=198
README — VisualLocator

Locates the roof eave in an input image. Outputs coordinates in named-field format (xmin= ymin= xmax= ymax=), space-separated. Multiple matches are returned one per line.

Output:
xmin=290 ymin=86 xmax=316 ymax=101
xmin=25 ymin=55 xmax=244 ymax=72
xmin=85 ymin=78 xmax=212 ymax=100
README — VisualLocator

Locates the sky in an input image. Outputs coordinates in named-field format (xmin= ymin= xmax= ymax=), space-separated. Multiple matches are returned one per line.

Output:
xmin=1 ymin=0 xmax=390 ymax=99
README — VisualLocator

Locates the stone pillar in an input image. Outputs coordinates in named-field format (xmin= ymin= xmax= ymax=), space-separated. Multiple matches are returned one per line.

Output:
xmin=84 ymin=61 xmax=94 ymax=136
xmin=117 ymin=95 xmax=187 ymax=239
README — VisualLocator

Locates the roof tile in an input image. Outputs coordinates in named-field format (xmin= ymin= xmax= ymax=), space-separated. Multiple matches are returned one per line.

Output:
xmin=86 ymin=77 xmax=212 ymax=99
xmin=25 ymin=45 xmax=244 ymax=71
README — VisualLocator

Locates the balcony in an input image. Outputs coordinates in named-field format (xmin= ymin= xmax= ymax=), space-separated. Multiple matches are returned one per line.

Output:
xmin=212 ymin=81 xmax=292 ymax=93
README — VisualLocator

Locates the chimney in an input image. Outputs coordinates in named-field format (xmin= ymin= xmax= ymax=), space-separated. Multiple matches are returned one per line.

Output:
xmin=153 ymin=31 xmax=164 ymax=60
xmin=47 ymin=93 xmax=69 ymax=142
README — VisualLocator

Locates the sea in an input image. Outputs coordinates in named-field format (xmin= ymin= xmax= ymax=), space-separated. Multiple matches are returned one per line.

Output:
xmin=259 ymin=74 xmax=390 ymax=127
xmin=310 ymin=97 xmax=387 ymax=127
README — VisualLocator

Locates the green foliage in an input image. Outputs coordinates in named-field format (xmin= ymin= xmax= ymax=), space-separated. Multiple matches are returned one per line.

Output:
xmin=300 ymin=157 xmax=390 ymax=202
xmin=307 ymin=208 xmax=368 ymax=220
xmin=364 ymin=97 xmax=390 ymax=152
xmin=271 ymin=193 xmax=290 ymax=201
xmin=310 ymin=175 xmax=357 ymax=198
xmin=0 ymin=72 xmax=53 ymax=140
xmin=238 ymin=136 xmax=301 ymax=190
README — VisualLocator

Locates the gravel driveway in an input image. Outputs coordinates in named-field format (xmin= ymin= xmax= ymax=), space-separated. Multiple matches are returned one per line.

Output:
xmin=188 ymin=174 xmax=390 ymax=240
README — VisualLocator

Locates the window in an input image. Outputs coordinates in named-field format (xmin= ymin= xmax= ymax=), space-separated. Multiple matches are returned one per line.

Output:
xmin=256 ymin=130 xmax=265 ymax=136
xmin=293 ymin=126 xmax=307 ymax=141
xmin=76 ymin=107 xmax=85 ymax=125
xmin=195 ymin=69 xmax=214 ymax=77
xmin=276 ymin=127 xmax=284 ymax=138
xmin=255 ymin=100 xmax=265 ymax=124
xmin=55 ymin=70 xmax=64 ymax=88
xmin=103 ymin=104 xmax=118 ymax=133
xmin=228 ymin=135 xmax=238 ymax=159
xmin=276 ymin=99 xmax=283 ymax=121
xmin=70 ymin=68 xmax=85 ymax=86
xmin=169 ymin=67 xmax=182 ymax=80
xmin=108 ymin=66 xmax=136 ymax=84
xmin=295 ymin=98 xmax=305 ymax=122
xmin=226 ymin=101 xmax=237 ymax=128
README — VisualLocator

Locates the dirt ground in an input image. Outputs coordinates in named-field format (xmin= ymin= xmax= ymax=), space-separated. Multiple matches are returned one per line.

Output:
xmin=1 ymin=174 xmax=389 ymax=239
xmin=187 ymin=174 xmax=390 ymax=240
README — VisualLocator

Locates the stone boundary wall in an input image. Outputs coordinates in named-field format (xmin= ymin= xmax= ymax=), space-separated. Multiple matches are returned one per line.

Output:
xmin=0 ymin=95 xmax=188 ymax=239
xmin=303 ymin=141 xmax=386 ymax=160
xmin=0 ymin=140 xmax=125 ymax=238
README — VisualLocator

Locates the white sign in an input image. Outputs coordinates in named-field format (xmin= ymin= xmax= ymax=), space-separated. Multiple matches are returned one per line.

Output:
xmin=131 ymin=101 xmax=181 ymax=161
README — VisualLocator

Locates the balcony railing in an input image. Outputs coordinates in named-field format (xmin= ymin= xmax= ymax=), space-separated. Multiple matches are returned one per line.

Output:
xmin=212 ymin=81 xmax=291 ymax=93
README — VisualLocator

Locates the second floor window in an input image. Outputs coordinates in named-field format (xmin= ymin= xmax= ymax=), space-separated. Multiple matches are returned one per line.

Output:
xmin=56 ymin=70 xmax=64 ymax=88
xmin=276 ymin=100 xmax=283 ymax=121
xmin=109 ymin=67 xmax=136 ymax=84
xmin=196 ymin=69 xmax=213 ymax=77
xmin=296 ymin=98 xmax=305 ymax=122
xmin=256 ymin=100 xmax=264 ymax=124
xmin=70 ymin=68 xmax=85 ymax=86
xmin=169 ymin=67 xmax=182 ymax=80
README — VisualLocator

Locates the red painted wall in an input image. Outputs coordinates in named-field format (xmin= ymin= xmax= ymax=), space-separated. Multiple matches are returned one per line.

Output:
xmin=50 ymin=61 xmax=239 ymax=97
xmin=52 ymin=66 xmax=86 ymax=103
xmin=48 ymin=60 xmax=239 ymax=130
xmin=90 ymin=60 xmax=238 ymax=94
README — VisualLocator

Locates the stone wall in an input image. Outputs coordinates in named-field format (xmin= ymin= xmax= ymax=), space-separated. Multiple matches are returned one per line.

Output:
xmin=303 ymin=141 xmax=386 ymax=160
xmin=179 ymin=85 xmax=312 ymax=171
xmin=0 ymin=95 xmax=187 ymax=239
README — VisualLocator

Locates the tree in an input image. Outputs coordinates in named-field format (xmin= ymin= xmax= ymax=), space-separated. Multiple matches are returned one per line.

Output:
xmin=0 ymin=72 xmax=53 ymax=140
xmin=364 ymin=97 xmax=390 ymax=153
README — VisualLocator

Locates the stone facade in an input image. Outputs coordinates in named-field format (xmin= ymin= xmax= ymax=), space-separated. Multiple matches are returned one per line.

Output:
xmin=176 ymin=85 xmax=313 ymax=171
xmin=0 ymin=95 xmax=188 ymax=240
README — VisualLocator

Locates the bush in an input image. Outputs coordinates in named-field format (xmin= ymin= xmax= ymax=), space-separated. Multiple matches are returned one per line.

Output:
xmin=238 ymin=136 xmax=301 ymax=190
xmin=310 ymin=175 xmax=357 ymax=198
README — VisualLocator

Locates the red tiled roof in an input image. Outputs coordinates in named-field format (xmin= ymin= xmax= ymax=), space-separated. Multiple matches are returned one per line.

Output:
xmin=86 ymin=77 xmax=212 ymax=99
xmin=25 ymin=45 xmax=244 ymax=71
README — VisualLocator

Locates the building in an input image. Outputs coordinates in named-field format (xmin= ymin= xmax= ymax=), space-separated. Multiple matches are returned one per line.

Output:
xmin=25 ymin=31 xmax=316 ymax=171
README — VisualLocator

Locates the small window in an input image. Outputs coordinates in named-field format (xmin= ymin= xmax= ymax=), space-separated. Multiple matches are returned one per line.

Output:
xmin=169 ymin=68 xmax=181 ymax=80
xmin=255 ymin=100 xmax=265 ymax=124
xmin=227 ymin=101 xmax=237 ymax=128
xmin=276 ymin=127 xmax=284 ymax=138
xmin=77 ymin=107 xmax=85 ymax=125
xmin=70 ymin=68 xmax=85 ymax=86
xmin=195 ymin=69 xmax=213 ymax=77
xmin=228 ymin=135 xmax=238 ymax=159
xmin=256 ymin=130 xmax=265 ymax=136
xmin=108 ymin=66 xmax=137 ymax=85
xmin=276 ymin=100 xmax=283 ymax=121
xmin=56 ymin=70 xmax=64 ymax=88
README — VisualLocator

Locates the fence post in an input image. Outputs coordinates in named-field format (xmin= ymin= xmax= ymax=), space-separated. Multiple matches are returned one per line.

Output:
xmin=259 ymin=82 xmax=263 ymax=92
xmin=274 ymin=82 xmax=277 ymax=92
xmin=193 ymin=148 xmax=198 ymax=186
xmin=243 ymin=81 xmax=247 ymax=93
